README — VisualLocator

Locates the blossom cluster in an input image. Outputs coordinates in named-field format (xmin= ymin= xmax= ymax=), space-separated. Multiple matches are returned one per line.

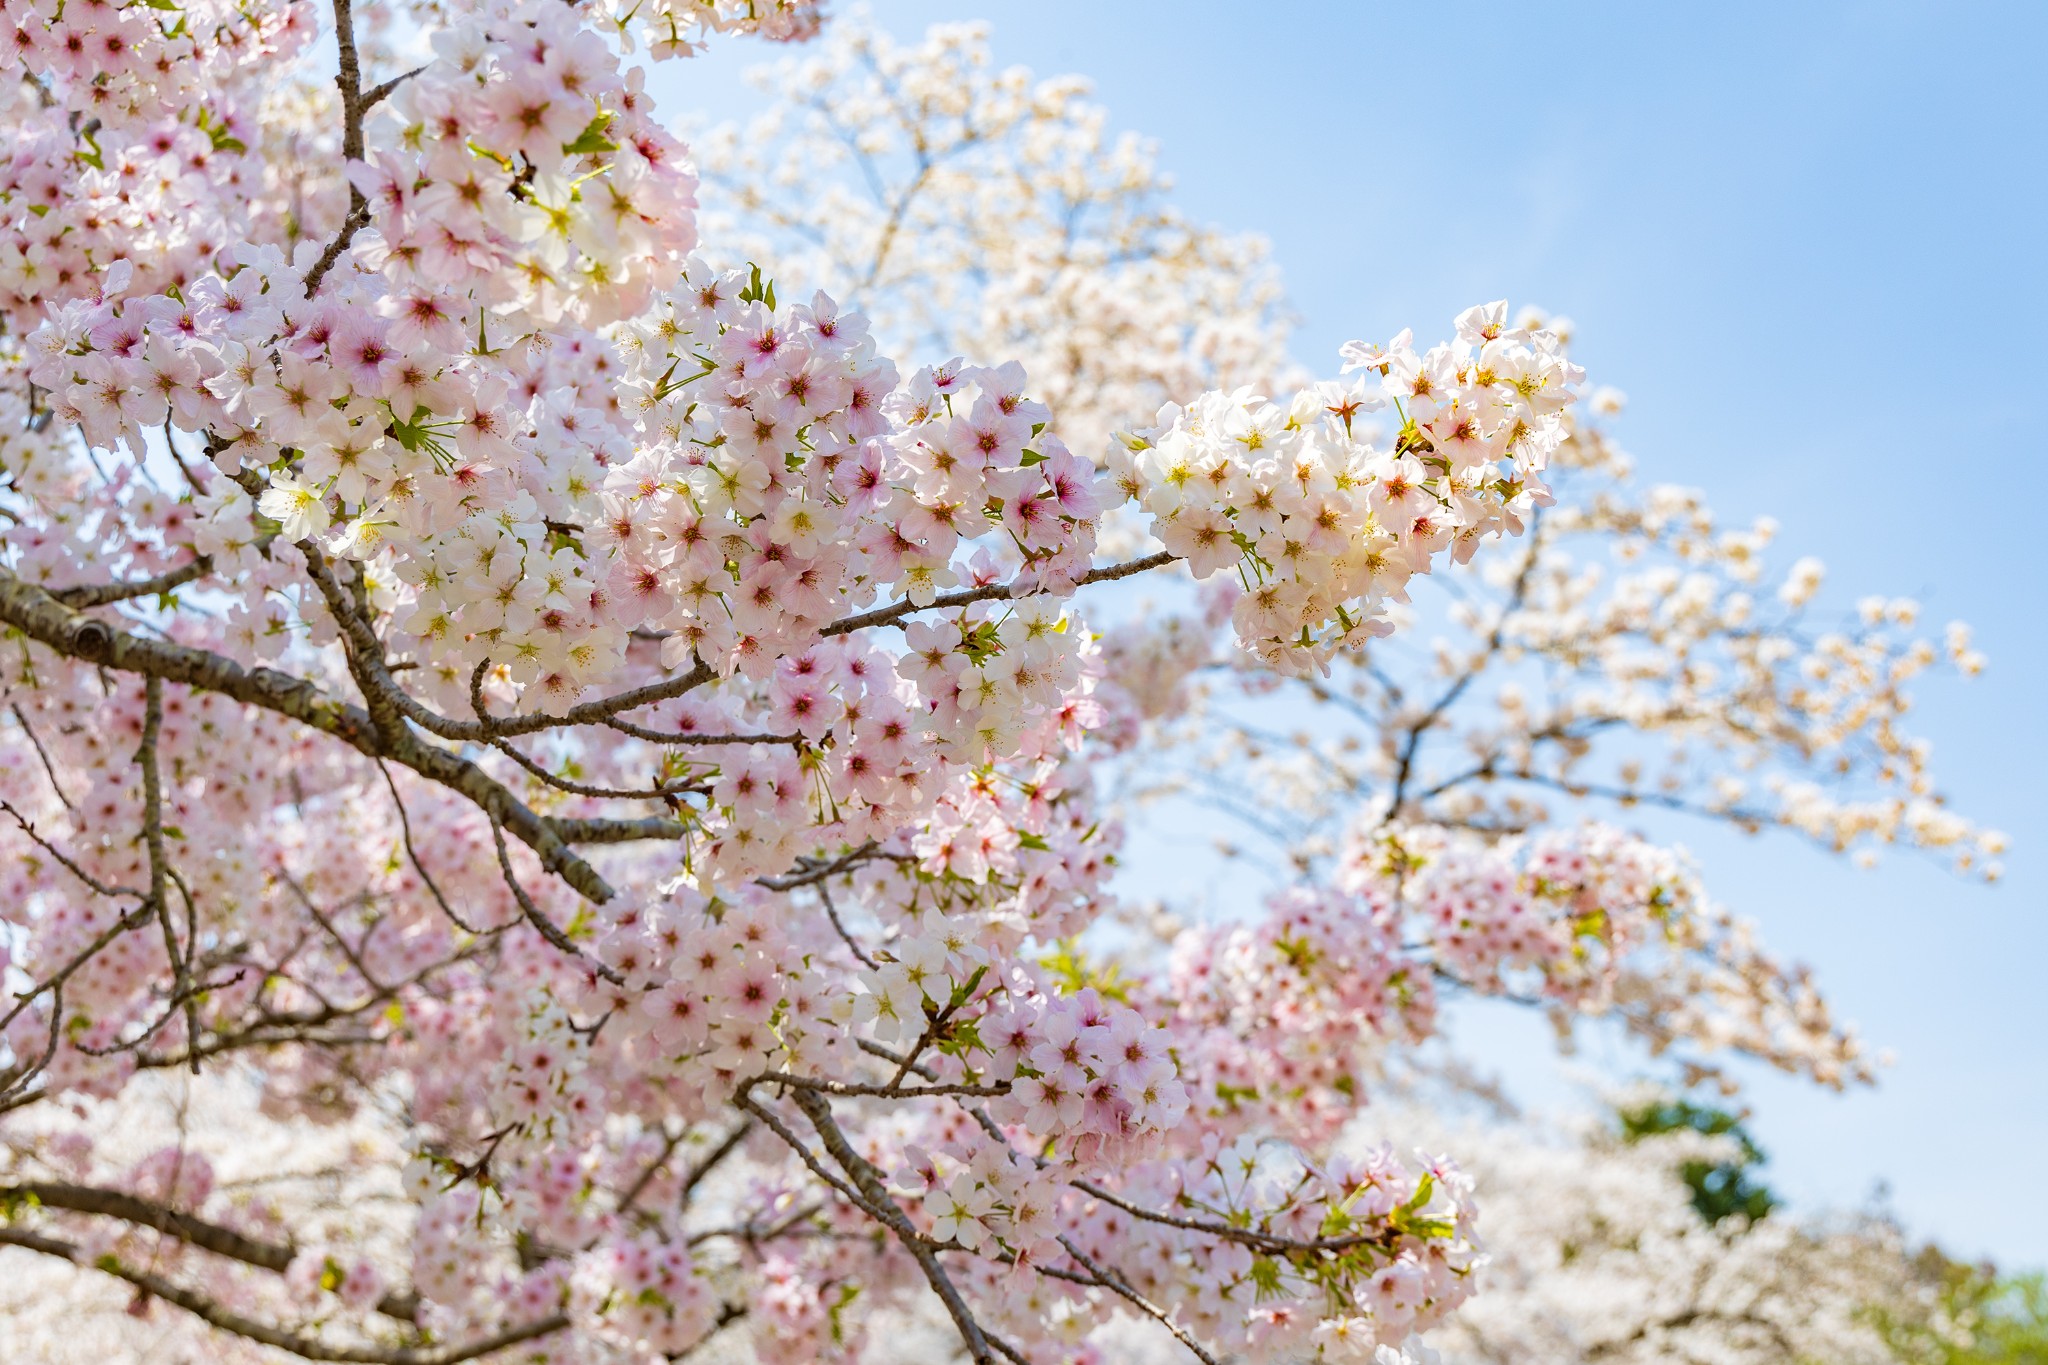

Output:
xmin=1110 ymin=303 xmax=1580 ymax=675
xmin=1145 ymin=822 xmax=1873 ymax=1155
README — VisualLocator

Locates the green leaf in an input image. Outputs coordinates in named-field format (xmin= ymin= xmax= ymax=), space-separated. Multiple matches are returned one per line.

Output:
xmin=562 ymin=114 xmax=618 ymax=157
xmin=936 ymin=1019 xmax=986 ymax=1058
xmin=1389 ymin=1171 xmax=1456 ymax=1240
xmin=947 ymin=964 xmax=989 ymax=1009
xmin=737 ymin=262 xmax=778 ymax=311
xmin=828 ymin=1284 xmax=861 ymax=1344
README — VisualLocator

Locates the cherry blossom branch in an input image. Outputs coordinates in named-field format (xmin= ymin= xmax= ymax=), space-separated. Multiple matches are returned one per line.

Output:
xmin=303 ymin=548 xmax=436 ymax=746
xmin=46 ymin=553 xmax=220 ymax=609
xmin=747 ymin=1070 xmax=1010 ymax=1101
xmin=303 ymin=0 xmax=372 ymax=298
xmin=0 ymin=566 xmax=616 ymax=901
xmin=0 ymin=799 xmax=143 ymax=900
xmin=612 ymin=1124 xmax=688 ymax=1222
xmin=449 ymin=659 xmax=718 ymax=741
xmin=819 ymin=549 xmax=1178 ymax=638
xmin=0 ymin=1225 xmax=567 ymax=1363
xmin=487 ymin=814 xmax=624 ymax=985
xmin=673 ymin=1119 xmax=755 ymax=1208
xmin=0 ymin=1180 xmax=421 ymax=1322
xmin=600 ymin=716 xmax=800 ymax=747
xmin=1064 ymin=1178 xmax=1401 ymax=1259
xmin=288 ymin=548 xmax=1183 ymax=759
xmin=730 ymin=1083 xmax=875 ymax=1216
xmin=666 ymin=1302 xmax=748 ymax=1361
xmin=684 ymin=1199 xmax=832 ymax=1250
xmin=490 ymin=736 xmax=706 ymax=802
xmin=1054 ymin=1234 xmax=1218 ymax=1365
xmin=279 ymin=876 xmax=390 ymax=995
xmin=786 ymin=1086 xmax=999 ymax=1365
xmin=545 ymin=815 xmax=692 ymax=845
xmin=138 ymin=675 xmax=203 ymax=1072
xmin=815 ymin=878 xmax=877 ymax=969
xmin=1381 ymin=519 xmax=1544 ymax=824
xmin=886 ymin=983 xmax=976 ymax=1090
xmin=754 ymin=839 xmax=905 ymax=891
xmin=1494 ymin=769 xmax=1779 ymax=833
xmin=363 ymin=65 xmax=428 ymax=111
xmin=373 ymin=759 xmax=477 ymax=933
xmin=0 ymin=892 xmax=155 ymax=1107
xmin=133 ymin=1023 xmax=386 ymax=1072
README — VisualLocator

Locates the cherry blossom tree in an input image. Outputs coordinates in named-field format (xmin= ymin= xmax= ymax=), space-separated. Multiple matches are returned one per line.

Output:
xmin=0 ymin=7 xmax=2002 ymax=1365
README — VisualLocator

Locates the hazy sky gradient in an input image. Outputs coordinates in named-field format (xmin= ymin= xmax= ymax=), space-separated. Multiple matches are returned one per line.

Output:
xmin=660 ymin=2 xmax=2047 ymax=1266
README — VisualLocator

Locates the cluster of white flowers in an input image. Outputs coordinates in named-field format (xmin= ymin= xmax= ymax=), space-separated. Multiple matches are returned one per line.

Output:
xmin=0 ymin=4 xmax=2007 ymax=1364
xmin=1111 ymin=304 xmax=1580 ymax=676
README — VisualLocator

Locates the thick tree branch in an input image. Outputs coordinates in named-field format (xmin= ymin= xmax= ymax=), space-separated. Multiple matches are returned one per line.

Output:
xmin=0 ymin=566 xmax=615 ymax=901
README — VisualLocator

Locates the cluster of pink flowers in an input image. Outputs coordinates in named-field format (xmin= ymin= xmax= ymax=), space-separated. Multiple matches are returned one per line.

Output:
xmin=0 ymin=0 xmax=313 ymax=331
xmin=1166 ymin=886 xmax=1438 ymax=1144
xmin=586 ymin=1234 xmax=722 ymax=1353
xmin=352 ymin=3 xmax=699 ymax=328
xmin=1377 ymin=822 xmax=1685 ymax=1007
xmin=983 ymin=988 xmax=1191 ymax=1161
xmin=1137 ymin=822 xmax=1877 ymax=1157
xmin=1118 ymin=1139 xmax=1481 ymax=1359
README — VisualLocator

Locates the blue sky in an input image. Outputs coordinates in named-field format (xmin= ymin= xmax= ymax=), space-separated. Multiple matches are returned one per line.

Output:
xmin=662 ymin=2 xmax=2047 ymax=1266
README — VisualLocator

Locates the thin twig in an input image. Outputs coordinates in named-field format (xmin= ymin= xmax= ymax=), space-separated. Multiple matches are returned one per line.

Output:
xmin=788 ymin=1087 xmax=997 ymax=1364
xmin=489 ymin=814 xmax=624 ymax=985
xmin=1056 ymin=1235 xmax=1217 ymax=1365
xmin=138 ymin=676 xmax=202 ymax=1073
xmin=1 ymin=800 xmax=142 ymax=899
xmin=9 ymin=705 xmax=75 ymax=812
xmin=816 ymin=879 xmax=876 ymax=970
xmin=303 ymin=0 xmax=371 ymax=297
xmin=374 ymin=759 xmax=479 ymax=933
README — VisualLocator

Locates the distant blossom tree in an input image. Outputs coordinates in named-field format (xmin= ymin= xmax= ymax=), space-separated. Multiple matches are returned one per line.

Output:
xmin=0 ymin=8 xmax=2005 ymax=1365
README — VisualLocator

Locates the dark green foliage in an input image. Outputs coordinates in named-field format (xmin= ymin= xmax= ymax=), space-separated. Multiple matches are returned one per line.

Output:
xmin=1616 ymin=1097 xmax=1777 ymax=1226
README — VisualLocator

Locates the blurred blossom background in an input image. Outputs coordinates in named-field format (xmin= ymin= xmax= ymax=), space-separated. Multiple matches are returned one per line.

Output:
xmin=659 ymin=0 xmax=2046 ymax=1267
